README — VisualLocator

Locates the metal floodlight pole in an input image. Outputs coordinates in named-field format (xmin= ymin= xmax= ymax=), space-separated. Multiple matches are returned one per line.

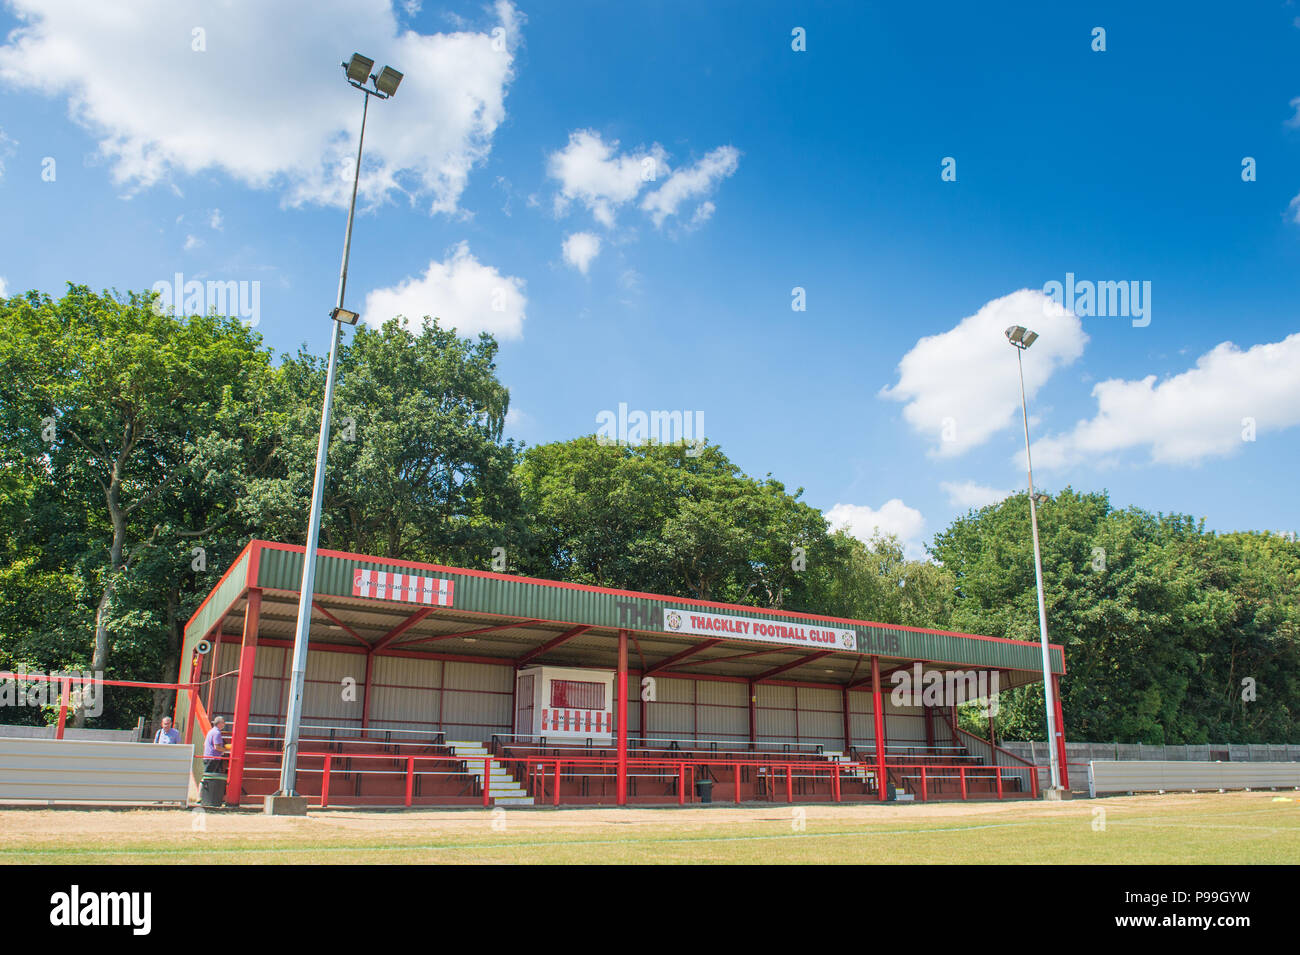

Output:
xmin=279 ymin=58 xmax=395 ymax=796
xmin=1009 ymin=332 xmax=1063 ymax=792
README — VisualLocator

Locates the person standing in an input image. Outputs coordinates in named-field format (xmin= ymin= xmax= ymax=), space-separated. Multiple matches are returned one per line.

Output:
xmin=152 ymin=715 xmax=181 ymax=744
xmin=203 ymin=716 xmax=228 ymax=773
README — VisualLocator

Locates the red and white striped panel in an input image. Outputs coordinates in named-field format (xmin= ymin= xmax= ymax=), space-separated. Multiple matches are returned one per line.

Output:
xmin=352 ymin=569 xmax=455 ymax=607
xmin=540 ymin=708 xmax=608 ymax=734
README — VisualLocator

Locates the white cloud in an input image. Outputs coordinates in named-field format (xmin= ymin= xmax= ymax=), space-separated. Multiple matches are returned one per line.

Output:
xmin=561 ymin=232 xmax=601 ymax=274
xmin=0 ymin=277 xmax=8 ymax=297
xmin=547 ymin=130 xmax=665 ymax=227
xmin=689 ymin=201 xmax=716 ymax=228
xmin=826 ymin=499 xmax=928 ymax=561
xmin=941 ymin=480 xmax=1014 ymax=510
xmin=641 ymin=146 xmax=739 ymax=227
xmin=0 ymin=0 xmax=520 ymax=214
xmin=183 ymin=234 xmax=203 ymax=251
xmin=209 ymin=208 xmax=223 ymax=231
xmin=1033 ymin=332 xmax=1300 ymax=469
xmin=363 ymin=241 xmax=526 ymax=340
xmin=880 ymin=289 xmax=1088 ymax=457
xmin=546 ymin=130 xmax=737 ymax=230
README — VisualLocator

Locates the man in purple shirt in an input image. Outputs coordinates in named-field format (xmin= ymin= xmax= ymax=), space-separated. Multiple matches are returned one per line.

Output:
xmin=203 ymin=716 xmax=227 ymax=773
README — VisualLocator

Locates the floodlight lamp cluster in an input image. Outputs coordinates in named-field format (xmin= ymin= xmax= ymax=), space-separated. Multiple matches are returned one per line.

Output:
xmin=342 ymin=52 xmax=403 ymax=98
xmin=1004 ymin=325 xmax=1039 ymax=349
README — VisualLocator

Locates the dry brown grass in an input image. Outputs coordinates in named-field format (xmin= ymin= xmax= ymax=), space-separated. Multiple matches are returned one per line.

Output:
xmin=1 ymin=791 xmax=1296 ymax=864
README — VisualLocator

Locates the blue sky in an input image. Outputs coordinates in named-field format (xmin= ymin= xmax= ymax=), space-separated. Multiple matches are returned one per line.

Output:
xmin=2 ymin=1 xmax=1299 ymax=557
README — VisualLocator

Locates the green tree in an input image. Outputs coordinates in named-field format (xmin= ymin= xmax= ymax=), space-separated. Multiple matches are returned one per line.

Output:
xmin=0 ymin=286 xmax=272 ymax=723
xmin=245 ymin=317 xmax=523 ymax=566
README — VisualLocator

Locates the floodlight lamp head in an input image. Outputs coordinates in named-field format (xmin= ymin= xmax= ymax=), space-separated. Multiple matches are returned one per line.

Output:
xmin=373 ymin=65 xmax=403 ymax=97
xmin=343 ymin=53 xmax=374 ymax=85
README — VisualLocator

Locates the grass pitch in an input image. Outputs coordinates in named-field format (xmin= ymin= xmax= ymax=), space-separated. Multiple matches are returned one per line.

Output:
xmin=1 ymin=792 xmax=1296 ymax=864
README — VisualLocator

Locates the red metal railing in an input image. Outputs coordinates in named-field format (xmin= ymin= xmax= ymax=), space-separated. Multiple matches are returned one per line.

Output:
xmin=234 ymin=750 xmax=1037 ymax=809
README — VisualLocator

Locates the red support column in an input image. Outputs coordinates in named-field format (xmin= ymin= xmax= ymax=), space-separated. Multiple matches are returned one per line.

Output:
xmin=748 ymin=681 xmax=757 ymax=751
xmin=988 ymin=711 xmax=996 ymax=749
xmin=55 ymin=679 xmax=70 ymax=740
xmin=1052 ymin=674 xmax=1069 ymax=790
xmin=616 ymin=629 xmax=629 ymax=806
xmin=185 ymin=689 xmax=198 ymax=745
xmin=225 ymin=589 xmax=261 ymax=807
xmin=924 ymin=703 xmax=934 ymax=749
xmin=871 ymin=656 xmax=887 ymax=802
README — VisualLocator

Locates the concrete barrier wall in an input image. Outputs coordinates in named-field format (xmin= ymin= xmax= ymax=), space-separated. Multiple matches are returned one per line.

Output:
xmin=0 ymin=737 xmax=193 ymax=804
xmin=1003 ymin=741 xmax=1300 ymax=763
xmin=1088 ymin=759 xmax=1300 ymax=797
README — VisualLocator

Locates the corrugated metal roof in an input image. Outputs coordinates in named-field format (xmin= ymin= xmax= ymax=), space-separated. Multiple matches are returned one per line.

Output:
xmin=190 ymin=541 xmax=1065 ymax=681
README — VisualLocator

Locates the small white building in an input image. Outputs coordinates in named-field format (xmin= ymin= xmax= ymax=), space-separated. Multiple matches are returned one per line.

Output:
xmin=515 ymin=666 xmax=615 ymax=741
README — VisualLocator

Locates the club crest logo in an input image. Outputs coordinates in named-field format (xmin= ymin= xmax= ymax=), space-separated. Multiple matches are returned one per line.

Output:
xmin=665 ymin=610 xmax=682 ymax=631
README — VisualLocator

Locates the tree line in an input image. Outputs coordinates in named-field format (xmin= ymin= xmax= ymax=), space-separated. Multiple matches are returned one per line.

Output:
xmin=1 ymin=286 xmax=1296 ymax=743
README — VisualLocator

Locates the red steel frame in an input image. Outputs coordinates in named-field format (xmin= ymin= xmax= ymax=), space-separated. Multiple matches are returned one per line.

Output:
xmin=617 ymin=628 xmax=629 ymax=805
xmin=181 ymin=540 xmax=1067 ymax=807
xmin=225 ymin=588 xmax=261 ymax=803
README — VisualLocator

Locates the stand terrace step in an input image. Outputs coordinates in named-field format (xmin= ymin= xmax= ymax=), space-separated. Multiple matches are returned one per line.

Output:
xmin=447 ymin=742 xmax=534 ymax=806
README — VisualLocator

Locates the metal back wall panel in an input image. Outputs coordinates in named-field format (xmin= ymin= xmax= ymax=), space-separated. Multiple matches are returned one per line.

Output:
xmin=440 ymin=662 xmax=511 ymax=741
xmin=644 ymin=678 xmax=694 ymax=738
xmin=651 ymin=676 xmax=694 ymax=705
xmin=249 ymin=645 xmax=286 ymax=730
xmin=370 ymin=656 xmax=444 ymax=730
xmin=694 ymin=680 xmax=747 ymax=740
xmin=756 ymin=684 xmax=796 ymax=742
xmin=208 ymin=643 xmax=241 ymax=718
xmin=646 ymin=704 xmax=694 ymax=738
xmin=796 ymin=687 xmax=841 ymax=747
xmin=250 ymin=542 xmax=1063 ymax=674
xmin=883 ymin=696 xmax=928 ymax=743
xmin=0 ymin=738 xmax=193 ymax=803
xmin=845 ymin=691 xmax=926 ymax=746
xmin=1089 ymin=760 xmax=1300 ymax=796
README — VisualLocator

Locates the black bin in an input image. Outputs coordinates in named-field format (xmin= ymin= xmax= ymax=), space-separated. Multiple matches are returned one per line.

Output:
xmin=200 ymin=772 xmax=227 ymax=808
xmin=695 ymin=778 xmax=714 ymax=804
